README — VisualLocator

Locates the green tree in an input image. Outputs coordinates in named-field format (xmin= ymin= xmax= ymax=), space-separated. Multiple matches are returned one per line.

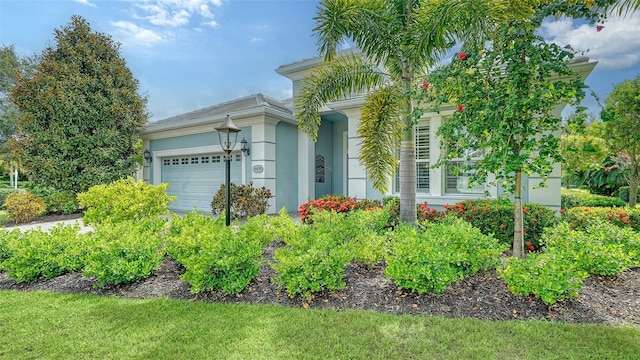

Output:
xmin=560 ymin=133 xmax=609 ymax=188
xmin=295 ymin=0 xmax=541 ymax=222
xmin=0 ymin=45 xmax=37 ymax=185
xmin=601 ymin=75 xmax=640 ymax=206
xmin=10 ymin=16 xmax=148 ymax=192
xmin=426 ymin=3 xmax=609 ymax=257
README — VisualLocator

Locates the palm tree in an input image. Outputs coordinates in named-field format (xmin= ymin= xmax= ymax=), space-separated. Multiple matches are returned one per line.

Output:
xmin=295 ymin=0 xmax=530 ymax=222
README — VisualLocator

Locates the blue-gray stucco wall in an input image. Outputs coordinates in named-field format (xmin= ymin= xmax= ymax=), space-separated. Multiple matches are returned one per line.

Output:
xmin=275 ymin=122 xmax=298 ymax=212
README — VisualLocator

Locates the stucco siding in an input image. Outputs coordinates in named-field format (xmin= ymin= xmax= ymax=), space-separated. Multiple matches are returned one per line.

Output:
xmin=276 ymin=122 xmax=298 ymax=212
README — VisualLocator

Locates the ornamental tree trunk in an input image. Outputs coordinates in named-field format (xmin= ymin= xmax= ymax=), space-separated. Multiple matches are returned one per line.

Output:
xmin=513 ymin=170 xmax=525 ymax=259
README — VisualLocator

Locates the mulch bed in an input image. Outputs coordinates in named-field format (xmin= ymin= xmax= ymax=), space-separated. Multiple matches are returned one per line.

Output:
xmin=1 ymin=236 xmax=638 ymax=326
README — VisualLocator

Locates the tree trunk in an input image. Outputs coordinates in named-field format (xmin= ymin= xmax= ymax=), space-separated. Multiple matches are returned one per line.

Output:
xmin=629 ymin=157 xmax=639 ymax=208
xmin=400 ymin=140 xmax=417 ymax=222
xmin=513 ymin=170 xmax=525 ymax=258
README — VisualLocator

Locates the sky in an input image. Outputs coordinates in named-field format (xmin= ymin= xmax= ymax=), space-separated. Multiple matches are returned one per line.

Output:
xmin=0 ymin=0 xmax=639 ymax=122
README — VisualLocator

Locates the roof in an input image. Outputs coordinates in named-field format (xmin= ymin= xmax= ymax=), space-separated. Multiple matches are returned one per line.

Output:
xmin=143 ymin=93 xmax=293 ymax=134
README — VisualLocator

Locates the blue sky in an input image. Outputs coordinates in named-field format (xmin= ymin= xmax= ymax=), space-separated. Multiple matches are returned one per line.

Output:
xmin=1 ymin=0 xmax=639 ymax=122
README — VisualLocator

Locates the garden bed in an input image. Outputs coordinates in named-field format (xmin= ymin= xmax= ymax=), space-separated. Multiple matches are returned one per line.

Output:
xmin=1 ymin=240 xmax=638 ymax=327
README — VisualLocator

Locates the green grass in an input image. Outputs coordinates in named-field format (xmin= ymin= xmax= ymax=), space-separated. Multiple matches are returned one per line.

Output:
xmin=0 ymin=291 xmax=638 ymax=359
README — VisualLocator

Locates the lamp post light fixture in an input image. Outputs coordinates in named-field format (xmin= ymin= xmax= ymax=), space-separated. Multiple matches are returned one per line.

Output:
xmin=240 ymin=138 xmax=250 ymax=156
xmin=215 ymin=115 xmax=241 ymax=226
xmin=143 ymin=149 xmax=152 ymax=163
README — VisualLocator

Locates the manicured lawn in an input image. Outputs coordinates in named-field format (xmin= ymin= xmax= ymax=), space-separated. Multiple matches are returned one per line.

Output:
xmin=1 ymin=291 xmax=638 ymax=359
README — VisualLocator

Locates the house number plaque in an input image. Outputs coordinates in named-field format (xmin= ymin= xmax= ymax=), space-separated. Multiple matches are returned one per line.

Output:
xmin=253 ymin=165 xmax=264 ymax=173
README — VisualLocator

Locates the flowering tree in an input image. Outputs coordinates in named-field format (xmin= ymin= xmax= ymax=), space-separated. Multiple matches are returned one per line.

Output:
xmin=425 ymin=8 xmax=602 ymax=257
xmin=601 ymin=75 xmax=640 ymax=206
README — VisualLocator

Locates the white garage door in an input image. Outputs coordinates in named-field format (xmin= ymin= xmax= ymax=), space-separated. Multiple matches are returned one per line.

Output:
xmin=161 ymin=153 xmax=243 ymax=212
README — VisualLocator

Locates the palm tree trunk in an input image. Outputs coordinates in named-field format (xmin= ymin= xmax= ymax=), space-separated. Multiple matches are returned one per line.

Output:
xmin=400 ymin=139 xmax=417 ymax=222
xmin=513 ymin=170 xmax=525 ymax=258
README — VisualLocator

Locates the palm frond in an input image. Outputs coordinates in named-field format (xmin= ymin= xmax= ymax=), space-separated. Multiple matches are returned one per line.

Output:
xmin=358 ymin=86 xmax=403 ymax=193
xmin=295 ymin=55 xmax=387 ymax=141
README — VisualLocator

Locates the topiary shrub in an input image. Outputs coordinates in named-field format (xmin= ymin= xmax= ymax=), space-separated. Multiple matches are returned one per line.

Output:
xmin=443 ymin=199 xmax=557 ymax=250
xmin=211 ymin=182 xmax=272 ymax=221
xmin=561 ymin=188 xmax=626 ymax=209
xmin=562 ymin=206 xmax=640 ymax=231
xmin=385 ymin=217 xmax=507 ymax=294
xmin=83 ymin=218 xmax=167 ymax=287
xmin=168 ymin=210 xmax=277 ymax=295
xmin=2 ymin=192 xmax=46 ymax=224
xmin=77 ymin=177 xmax=176 ymax=225
xmin=0 ymin=224 xmax=87 ymax=282
xmin=43 ymin=191 xmax=79 ymax=215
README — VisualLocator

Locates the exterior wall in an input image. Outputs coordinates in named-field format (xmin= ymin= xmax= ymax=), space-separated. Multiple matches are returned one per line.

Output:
xmin=275 ymin=122 xmax=299 ymax=213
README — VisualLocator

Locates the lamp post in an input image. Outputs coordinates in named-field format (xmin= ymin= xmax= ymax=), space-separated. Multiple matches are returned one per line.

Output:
xmin=215 ymin=115 xmax=241 ymax=226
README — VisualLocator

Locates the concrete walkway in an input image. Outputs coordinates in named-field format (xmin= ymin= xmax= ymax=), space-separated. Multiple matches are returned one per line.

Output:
xmin=4 ymin=218 xmax=94 ymax=234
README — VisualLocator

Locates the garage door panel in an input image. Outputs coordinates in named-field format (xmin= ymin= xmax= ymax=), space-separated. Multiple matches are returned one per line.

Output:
xmin=161 ymin=153 xmax=242 ymax=212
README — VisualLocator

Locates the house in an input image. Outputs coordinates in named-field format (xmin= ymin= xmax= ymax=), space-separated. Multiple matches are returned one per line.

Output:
xmin=140 ymin=54 xmax=597 ymax=214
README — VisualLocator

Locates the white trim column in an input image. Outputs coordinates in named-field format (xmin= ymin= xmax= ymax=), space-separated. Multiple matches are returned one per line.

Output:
xmin=298 ymin=129 xmax=315 ymax=204
xmin=251 ymin=122 xmax=277 ymax=213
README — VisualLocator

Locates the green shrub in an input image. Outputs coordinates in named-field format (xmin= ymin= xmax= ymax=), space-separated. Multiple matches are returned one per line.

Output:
xmin=43 ymin=191 xmax=79 ymax=215
xmin=385 ymin=217 xmax=507 ymax=294
xmin=0 ymin=188 xmax=18 ymax=206
xmin=618 ymin=186 xmax=640 ymax=204
xmin=563 ymin=207 xmax=640 ymax=231
xmin=0 ymin=229 xmax=21 ymax=264
xmin=499 ymin=253 xmax=588 ymax=305
xmin=345 ymin=208 xmax=391 ymax=266
xmin=83 ymin=218 xmax=167 ymax=287
xmin=561 ymin=188 xmax=626 ymax=209
xmin=2 ymin=192 xmax=46 ymax=224
xmin=26 ymin=184 xmax=58 ymax=198
xmin=271 ymin=210 xmax=353 ymax=298
xmin=542 ymin=222 xmax=640 ymax=275
xmin=0 ymin=224 xmax=87 ymax=282
xmin=77 ymin=177 xmax=176 ymax=225
xmin=210 ymin=182 xmax=272 ymax=221
xmin=167 ymin=211 xmax=272 ymax=295
xmin=443 ymin=199 xmax=557 ymax=250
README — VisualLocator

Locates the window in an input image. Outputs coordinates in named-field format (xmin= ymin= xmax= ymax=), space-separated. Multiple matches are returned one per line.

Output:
xmin=211 ymin=155 xmax=221 ymax=163
xmin=190 ymin=157 xmax=199 ymax=164
xmin=163 ymin=159 xmax=170 ymax=166
xmin=235 ymin=154 xmax=242 ymax=162
xmin=201 ymin=156 xmax=210 ymax=163
xmin=415 ymin=124 xmax=430 ymax=193
xmin=395 ymin=123 xmax=430 ymax=193
xmin=172 ymin=158 xmax=179 ymax=165
xmin=445 ymin=149 xmax=485 ymax=194
xmin=181 ymin=158 xmax=189 ymax=165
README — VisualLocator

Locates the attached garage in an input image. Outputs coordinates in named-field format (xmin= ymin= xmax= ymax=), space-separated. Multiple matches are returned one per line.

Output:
xmin=161 ymin=152 xmax=243 ymax=212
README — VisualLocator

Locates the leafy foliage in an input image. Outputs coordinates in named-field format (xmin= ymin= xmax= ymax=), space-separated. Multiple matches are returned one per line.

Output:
xmin=385 ymin=217 xmax=507 ymax=294
xmin=601 ymin=75 xmax=640 ymax=206
xmin=442 ymin=199 xmax=558 ymax=250
xmin=271 ymin=210 xmax=361 ymax=298
xmin=0 ymin=224 xmax=87 ymax=282
xmin=210 ymin=182 xmax=272 ymax=221
xmin=499 ymin=253 xmax=588 ymax=305
xmin=561 ymin=188 xmax=626 ymax=209
xmin=9 ymin=16 xmax=148 ymax=192
xmin=43 ymin=191 xmax=79 ymax=215
xmin=618 ymin=186 xmax=640 ymax=204
xmin=2 ymin=192 xmax=46 ymax=224
xmin=563 ymin=206 xmax=640 ymax=231
xmin=83 ymin=218 xmax=166 ymax=287
xmin=167 ymin=211 xmax=275 ymax=295
xmin=560 ymin=133 xmax=609 ymax=189
xmin=77 ymin=177 xmax=175 ymax=225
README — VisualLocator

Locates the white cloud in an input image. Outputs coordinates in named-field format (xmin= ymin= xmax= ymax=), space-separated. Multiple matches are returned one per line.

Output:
xmin=111 ymin=21 xmax=164 ymax=47
xmin=541 ymin=12 xmax=640 ymax=71
xmin=250 ymin=37 xmax=262 ymax=43
xmin=134 ymin=0 xmax=222 ymax=28
xmin=72 ymin=0 xmax=96 ymax=7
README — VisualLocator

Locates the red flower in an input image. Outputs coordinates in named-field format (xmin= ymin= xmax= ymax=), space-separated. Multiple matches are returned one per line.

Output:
xmin=423 ymin=81 xmax=430 ymax=89
xmin=457 ymin=104 xmax=463 ymax=112
xmin=526 ymin=241 xmax=535 ymax=251
xmin=459 ymin=52 xmax=467 ymax=60
xmin=596 ymin=25 xmax=605 ymax=32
